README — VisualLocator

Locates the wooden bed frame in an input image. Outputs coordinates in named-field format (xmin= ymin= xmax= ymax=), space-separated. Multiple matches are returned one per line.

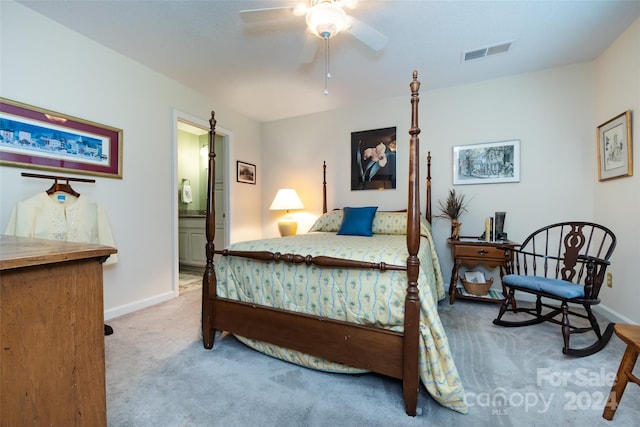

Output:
xmin=202 ymin=71 xmax=432 ymax=416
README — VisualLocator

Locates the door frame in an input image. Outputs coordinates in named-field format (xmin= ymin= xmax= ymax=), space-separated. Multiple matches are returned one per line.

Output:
xmin=172 ymin=109 xmax=231 ymax=297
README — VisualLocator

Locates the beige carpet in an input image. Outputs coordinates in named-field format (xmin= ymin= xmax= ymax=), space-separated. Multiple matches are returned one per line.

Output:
xmin=104 ymin=289 xmax=639 ymax=426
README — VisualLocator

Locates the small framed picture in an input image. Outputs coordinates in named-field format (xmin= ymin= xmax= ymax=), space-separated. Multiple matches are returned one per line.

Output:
xmin=236 ymin=160 xmax=256 ymax=184
xmin=453 ymin=140 xmax=520 ymax=185
xmin=597 ymin=110 xmax=633 ymax=181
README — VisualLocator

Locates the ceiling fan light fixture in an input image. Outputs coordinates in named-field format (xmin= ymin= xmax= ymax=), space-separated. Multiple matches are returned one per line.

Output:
xmin=306 ymin=0 xmax=347 ymax=39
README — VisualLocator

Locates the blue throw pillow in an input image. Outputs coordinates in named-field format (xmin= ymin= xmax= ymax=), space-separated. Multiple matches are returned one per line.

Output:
xmin=337 ymin=206 xmax=378 ymax=236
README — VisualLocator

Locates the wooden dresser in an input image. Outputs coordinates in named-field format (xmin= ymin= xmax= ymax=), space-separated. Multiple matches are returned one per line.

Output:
xmin=0 ymin=235 xmax=116 ymax=426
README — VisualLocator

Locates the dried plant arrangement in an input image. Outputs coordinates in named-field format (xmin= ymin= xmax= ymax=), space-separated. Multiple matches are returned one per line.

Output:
xmin=436 ymin=189 xmax=469 ymax=220
xmin=436 ymin=189 xmax=469 ymax=239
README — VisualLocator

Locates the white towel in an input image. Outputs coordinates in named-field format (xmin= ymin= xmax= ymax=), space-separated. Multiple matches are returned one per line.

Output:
xmin=181 ymin=184 xmax=193 ymax=203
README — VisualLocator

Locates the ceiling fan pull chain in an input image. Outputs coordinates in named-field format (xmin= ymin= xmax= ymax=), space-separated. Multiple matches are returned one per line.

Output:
xmin=323 ymin=31 xmax=331 ymax=95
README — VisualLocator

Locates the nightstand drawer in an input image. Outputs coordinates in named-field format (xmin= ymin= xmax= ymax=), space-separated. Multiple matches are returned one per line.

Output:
xmin=453 ymin=244 xmax=505 ymax=260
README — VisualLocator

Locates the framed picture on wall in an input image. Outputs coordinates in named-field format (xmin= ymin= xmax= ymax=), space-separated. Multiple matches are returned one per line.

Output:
xmin=597 ymin=110 xmax=633 ymax=181
xmin=0 ymin=97 xmax=123 ymax=178
xmin=453 ymin=140 xmax=520 ymax=185
xmin=350 ymin=126 xmax=397 ymax=190
xmin=236 ymin=160 xmax=256 ymax=184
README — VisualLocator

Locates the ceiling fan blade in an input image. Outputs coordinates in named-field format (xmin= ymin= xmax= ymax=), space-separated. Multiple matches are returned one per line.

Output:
xmin=346 ymin=17 xmax=388 ymax=51
xmin=298 ymin=33 xmax=318 ymax=63
xmin=239 ymin=7 xmax=296 ymax=23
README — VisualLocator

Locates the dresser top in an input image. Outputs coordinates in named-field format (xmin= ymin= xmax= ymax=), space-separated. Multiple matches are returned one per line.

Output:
xmin=0 ymin=235 xmax=117 ymax=270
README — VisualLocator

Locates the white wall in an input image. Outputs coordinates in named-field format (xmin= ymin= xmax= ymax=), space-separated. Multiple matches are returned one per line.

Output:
xmin=262 ymin=60 xmax=637 ymax=323
xmin=593 ymin=17 xmax=640 ymax=324
xmin=0 ymin=2 xmax=262 ymax=318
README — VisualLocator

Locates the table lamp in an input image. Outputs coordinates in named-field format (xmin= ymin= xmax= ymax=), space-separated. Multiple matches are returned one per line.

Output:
xmin=269 ymin=188 xmax=304 ymax=236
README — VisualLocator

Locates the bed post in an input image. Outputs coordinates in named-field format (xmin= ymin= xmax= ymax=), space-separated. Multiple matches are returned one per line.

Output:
xmin=322 ymin=161 xmax=327 ymax=214
xmin=202 ymin=111 xmax=217 ymax=349
xmin=403 ymin=70 xmax=421 ymax=416
xmin=426 ymin=151 xmax=432 ymax=223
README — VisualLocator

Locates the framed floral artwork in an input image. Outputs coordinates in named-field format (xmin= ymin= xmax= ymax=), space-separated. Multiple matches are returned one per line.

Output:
xmin=597 ymin=110 xmax=633 ymax=181
xmin=0 ymin=97 xmax=123 ymax=178
xmin=350 ymin=126 xmax=396 ymax=190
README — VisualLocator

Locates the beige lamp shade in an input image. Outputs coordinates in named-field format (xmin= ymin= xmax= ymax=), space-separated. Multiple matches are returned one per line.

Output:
xmin=270 ymin=189 xmax=304 ymax=236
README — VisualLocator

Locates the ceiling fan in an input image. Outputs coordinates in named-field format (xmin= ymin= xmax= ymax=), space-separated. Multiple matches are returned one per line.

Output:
xmin=239 ymin=0 xmax=388 ymax=94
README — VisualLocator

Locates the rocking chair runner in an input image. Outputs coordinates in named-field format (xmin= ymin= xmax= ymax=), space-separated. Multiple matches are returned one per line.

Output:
xmin=493 ymin=222 xmax=617 ymax=357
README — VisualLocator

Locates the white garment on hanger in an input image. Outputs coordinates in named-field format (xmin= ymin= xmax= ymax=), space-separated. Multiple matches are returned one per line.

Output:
xmin=4 ymin=192 xmax=119 ymax=265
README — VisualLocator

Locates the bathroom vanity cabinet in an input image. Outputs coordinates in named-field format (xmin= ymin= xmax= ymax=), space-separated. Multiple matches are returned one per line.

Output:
xmin=178 ymin=215 xmax=207 ymax=268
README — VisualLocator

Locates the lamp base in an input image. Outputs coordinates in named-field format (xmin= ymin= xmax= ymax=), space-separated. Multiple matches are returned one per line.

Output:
xmin=277 ymin=214 xmax=298 ymax=237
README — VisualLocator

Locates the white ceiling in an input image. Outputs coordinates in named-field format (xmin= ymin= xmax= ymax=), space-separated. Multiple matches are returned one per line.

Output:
xmin=17 ymin=0 xmax=640 ymax=123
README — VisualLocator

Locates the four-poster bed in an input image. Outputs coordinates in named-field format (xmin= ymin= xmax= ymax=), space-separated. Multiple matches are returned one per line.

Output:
xmin=201 ymin=71 xmax=467 ymax=416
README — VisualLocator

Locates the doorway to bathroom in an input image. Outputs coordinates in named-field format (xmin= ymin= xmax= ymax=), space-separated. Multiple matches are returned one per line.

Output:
xmin=173 ymin=111 xmax=230 ymax=296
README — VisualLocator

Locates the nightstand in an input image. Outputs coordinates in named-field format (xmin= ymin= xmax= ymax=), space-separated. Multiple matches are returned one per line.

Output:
xmin=447 ymin=237 xmax=520 ymax=304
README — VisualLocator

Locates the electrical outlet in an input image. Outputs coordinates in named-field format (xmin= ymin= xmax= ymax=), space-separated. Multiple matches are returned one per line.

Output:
xmin=606 ymin=272 xmax=613 ymax=288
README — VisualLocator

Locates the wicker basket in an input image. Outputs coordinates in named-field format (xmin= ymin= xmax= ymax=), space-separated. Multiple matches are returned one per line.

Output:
xmin=460 ymin=278 xmax=494 ymax=296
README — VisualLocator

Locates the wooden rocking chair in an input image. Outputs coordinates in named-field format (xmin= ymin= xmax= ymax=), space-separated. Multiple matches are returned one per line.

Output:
xmin=493 ymin=222 xmax=617 ymax=357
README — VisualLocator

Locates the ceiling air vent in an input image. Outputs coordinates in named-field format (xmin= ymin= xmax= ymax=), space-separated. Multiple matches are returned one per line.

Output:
xmin=462 ymin=41 xmax=513 ymax=62
xmin=464 ymin=48 xmax=488 ymax=61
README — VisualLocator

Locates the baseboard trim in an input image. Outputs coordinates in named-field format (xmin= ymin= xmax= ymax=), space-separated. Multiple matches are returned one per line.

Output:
xmin=444 ymin=285 xmax=638 ymax=325
xmin=594 ymin=303 xmax=637 ymax=324
xmin=104 ymin=291 xmax=175 ymax=321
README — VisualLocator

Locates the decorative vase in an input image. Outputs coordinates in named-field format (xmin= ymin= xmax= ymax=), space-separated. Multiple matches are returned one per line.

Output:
xmin=451 ymin=219 xmax=461 ymax=240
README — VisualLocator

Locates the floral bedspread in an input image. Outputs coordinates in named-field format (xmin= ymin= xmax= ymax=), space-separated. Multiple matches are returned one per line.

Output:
xmin=214 ymin=231 xmax=468 ymax=413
